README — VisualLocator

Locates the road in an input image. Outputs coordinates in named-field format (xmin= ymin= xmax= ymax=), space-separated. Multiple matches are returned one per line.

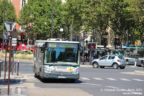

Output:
xmin=19 ymin=61 xmax=144 ymax=96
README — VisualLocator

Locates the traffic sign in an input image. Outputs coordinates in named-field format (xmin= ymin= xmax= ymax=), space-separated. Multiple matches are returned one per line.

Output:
xmin=4 ymin=22 xmax=16 ymax=31
xmin=12 ymin=38 xmax=17 ymax=46
xmin=3 ymin=32 xmax=10 ymax=39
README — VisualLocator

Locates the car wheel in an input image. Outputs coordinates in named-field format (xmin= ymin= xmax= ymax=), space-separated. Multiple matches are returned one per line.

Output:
xmin=113 ymin=63 xmax=118 ymax=69
xmin=120 ymin=66 xmax=125 ymax=69
xmin=93 ymin=62 xmax=99 ymax=68
xmin=137 ymin=65 xmax=141 ymax=67
xmin=100 ymin=66 xmax=105 ymax=68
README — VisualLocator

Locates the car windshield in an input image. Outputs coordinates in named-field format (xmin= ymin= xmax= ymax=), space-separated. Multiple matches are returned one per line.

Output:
xmin=100 ymin=56 xmax=107 ymax=60
xmin=45 ymin=43 xmax=78 ymax=64
xmin=108 ymin=56 xmax=115 ymax=59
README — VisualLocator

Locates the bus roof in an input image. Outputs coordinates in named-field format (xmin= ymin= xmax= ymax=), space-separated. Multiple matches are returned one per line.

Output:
xmin=35 ymin=40 xmax=79 ymax=45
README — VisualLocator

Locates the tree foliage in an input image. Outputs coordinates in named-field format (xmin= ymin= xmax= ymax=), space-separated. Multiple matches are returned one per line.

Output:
xmin=19 ymin=0 xmax=65 ymax=39
xmin=0 ymin=0 xmax=16 ymax=32
xmin=19 ymin=0 xmax=144 ymax=43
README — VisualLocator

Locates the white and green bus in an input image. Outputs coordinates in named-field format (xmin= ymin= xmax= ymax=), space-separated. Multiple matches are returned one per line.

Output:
xmin=33 ymin=39 xmax=80 ymax=82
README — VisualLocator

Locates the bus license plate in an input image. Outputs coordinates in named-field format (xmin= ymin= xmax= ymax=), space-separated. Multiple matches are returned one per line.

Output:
xmin=55 ymin=67 xmax=68 ymax=72
xmin=58 ymin=76 xmax=66 ymax=79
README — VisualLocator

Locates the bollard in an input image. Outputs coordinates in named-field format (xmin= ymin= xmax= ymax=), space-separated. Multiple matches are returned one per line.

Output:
xmin=17 ymin=61 xmax=19 ymax=76
xmin=142 ymin=60 xmax=144 ymax=69
xmin=0 ymin=61 xmax=1 ymax=77
xmin=11 ymin=54 xmax=14 ymax=75
xmin=14 ymin=63 xmax=16 ymax=73
xmin=0 ymin=61 xmax=3 ymax=77
xmin=4 ymin=50 xmax=8 ymax=82
xmin=134 ymin=61 xmax=137 ymax=67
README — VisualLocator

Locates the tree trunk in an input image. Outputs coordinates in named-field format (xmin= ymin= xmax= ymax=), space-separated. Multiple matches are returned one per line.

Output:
xmin=70 ymin=24 xmax=73 ymax=41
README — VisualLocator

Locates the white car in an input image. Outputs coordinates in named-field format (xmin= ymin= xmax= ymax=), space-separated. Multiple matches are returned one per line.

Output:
xmin=92 ymin=55 xmax=126 ymax=69
xmin=136 ymin=58 xmax=144 ymax=67
xmin=124 ymin=57 xmax=136 ymax=65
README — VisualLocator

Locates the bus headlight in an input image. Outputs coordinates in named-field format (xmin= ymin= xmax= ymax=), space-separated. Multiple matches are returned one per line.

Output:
xmin=72 ymin=67 xmax=79 ymax=74
xmin=44 ymin=66 xmax=51 ymax=73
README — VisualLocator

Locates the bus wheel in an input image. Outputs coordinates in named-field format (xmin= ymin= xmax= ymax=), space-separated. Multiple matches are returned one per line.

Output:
xmin=100 ymin=66 xmax=105 ymax=68
xmin=34 ymin=73 xmax=38 ymax=78
xmin=67 ymin=79 xmax=76 ymax=83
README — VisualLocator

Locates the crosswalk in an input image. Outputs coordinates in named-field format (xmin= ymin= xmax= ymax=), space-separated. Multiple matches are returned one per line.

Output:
xmin=80 ymin=77 xmax=144 ymax=82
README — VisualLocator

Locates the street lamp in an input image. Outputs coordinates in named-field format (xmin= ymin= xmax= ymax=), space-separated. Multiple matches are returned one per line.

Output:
xmin=60 ymin=28 xmax=63 ymax=32
xmin=59 ymin=28 xmax=63 ymax=38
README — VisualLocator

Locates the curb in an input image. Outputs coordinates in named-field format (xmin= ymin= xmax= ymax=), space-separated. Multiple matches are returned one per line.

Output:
xmin=0 ymin=73 xmax=28 ymax=96
xmin=80 ymin=65 xmax=92 ymax=68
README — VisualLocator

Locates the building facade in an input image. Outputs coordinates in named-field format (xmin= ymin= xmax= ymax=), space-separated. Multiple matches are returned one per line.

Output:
xmin=11 ymin=0 xmax=28 ymax=31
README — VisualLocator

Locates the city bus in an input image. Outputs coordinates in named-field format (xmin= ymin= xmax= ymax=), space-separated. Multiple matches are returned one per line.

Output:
xmin=33 ymin=39 xmax=80 ymax=82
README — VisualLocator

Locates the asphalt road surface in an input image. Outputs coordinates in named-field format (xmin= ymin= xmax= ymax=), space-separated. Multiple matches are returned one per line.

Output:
xmin=19 ymin=61 xmax=144 ymax=96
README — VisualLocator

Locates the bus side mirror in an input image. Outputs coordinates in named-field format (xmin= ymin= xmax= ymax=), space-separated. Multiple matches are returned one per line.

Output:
xmin=78 ymin=44 xmax=81 ymax=50
xmin=41 ymin=43 xmax=46 ymax=53
xmin=41 ymin=46 xmax=45 ymax=53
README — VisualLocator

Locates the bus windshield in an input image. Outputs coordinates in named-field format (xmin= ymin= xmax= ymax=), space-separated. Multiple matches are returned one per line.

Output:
xmin=45 ymin=43 xmax=78 ymax=64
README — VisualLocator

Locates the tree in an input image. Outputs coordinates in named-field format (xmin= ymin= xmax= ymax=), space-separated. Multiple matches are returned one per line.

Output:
xmin=130 ymin=0 xmax=144 ymax=42
xmin=0 ymin=0 xmax=16 ymax=32
xmin=61 ymin=0 xmax=89 ymax=40
xmin=19 ymin=0 xmax=144 ymax=44
xmin=85 ymin=0 xmax=109 ymax=42
xmin=104 ymin=0 xmax=130 ymax=45
xmin=19 ymin=0 xmax=65 ymax=39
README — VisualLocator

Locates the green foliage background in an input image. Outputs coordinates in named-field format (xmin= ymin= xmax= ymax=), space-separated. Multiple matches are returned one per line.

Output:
xmin=0 ymin=0 xmax=16 ymax=33
xmin=0 ymin=0 xmax=144 ymax=44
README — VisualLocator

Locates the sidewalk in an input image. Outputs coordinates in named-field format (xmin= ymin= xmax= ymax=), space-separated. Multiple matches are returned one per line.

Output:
xmin=0 ymin=72 xmax=28 ymax=96
xmin=80 ymin=62 xmax=92 ymax=68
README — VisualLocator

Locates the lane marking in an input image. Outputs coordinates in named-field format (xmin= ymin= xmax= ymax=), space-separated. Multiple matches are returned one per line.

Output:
xmin=106 ymin=78 xmax=116 ymax=81
xmin=120 ymin=78 xmax=130 ymax=81
xmin=133 ymin=79 xmax=144 ymax=82
xmin=80 ymin=77 xmax=90 ymax=81
xmin=105 ymin=86 xmax=118 ymax=89
xmin=93 ymin=77 xmax=103 ymax=80
xmin=82 ymin=83 xmax=101 ymax=86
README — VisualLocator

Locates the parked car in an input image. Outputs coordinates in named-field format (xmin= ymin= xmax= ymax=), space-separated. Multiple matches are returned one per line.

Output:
xmin=136 ymin=58 xmax=144 ymax=67
xmin=92 ymin=55 xmax=126 ymax=69
xmin=124 ymin=57 xmax=136 ymax=65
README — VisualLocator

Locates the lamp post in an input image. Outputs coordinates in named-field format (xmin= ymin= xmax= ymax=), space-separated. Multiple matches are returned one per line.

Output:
xmin=60 ymin=28 xmax=63 ymax=32
xmin=60 ymin=28 xmax=63 ymax=38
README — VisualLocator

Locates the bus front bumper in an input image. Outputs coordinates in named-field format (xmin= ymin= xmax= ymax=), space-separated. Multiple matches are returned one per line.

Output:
xmin=43 ymin=72 xmax=79 ymax=80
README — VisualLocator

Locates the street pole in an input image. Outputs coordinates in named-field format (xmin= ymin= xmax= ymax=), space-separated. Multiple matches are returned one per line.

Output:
xmin=51 ymin=0 xmax=53 ymax=38
xmin=3 ymin=21 xmax=16 ymax=95
xmin=0 ymin=61 xmax=1 ymax=77
xmin=4 ymin=33 xmax=8 ymax=82
xmin=4 ymin=45 xmax=7 ymax=82
xmin=8 ymin=30 xmax=12 ymax=95
xmin=2 ymin=0 xmax=5 ymax=50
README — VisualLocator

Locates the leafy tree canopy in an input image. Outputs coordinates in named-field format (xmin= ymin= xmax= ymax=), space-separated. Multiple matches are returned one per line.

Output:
xmin=0 ymin=0 xmax=16 ymax=32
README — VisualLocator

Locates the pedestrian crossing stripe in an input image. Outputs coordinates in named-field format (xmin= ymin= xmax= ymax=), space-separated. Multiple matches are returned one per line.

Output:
xmin=106 ymin=78 xmax=116 ymax=81
xmin=93 ymin=78 xmax=103 ymax=80
xmin=133 ymin=79 xmax=144 ymax=81
xmin=80 ymin=77 xmax=144 ymax=82
xmin=120 ymin=78 xmax=131 ymax=81
xmin=80 ymin=77 xmax=90 ymax=80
